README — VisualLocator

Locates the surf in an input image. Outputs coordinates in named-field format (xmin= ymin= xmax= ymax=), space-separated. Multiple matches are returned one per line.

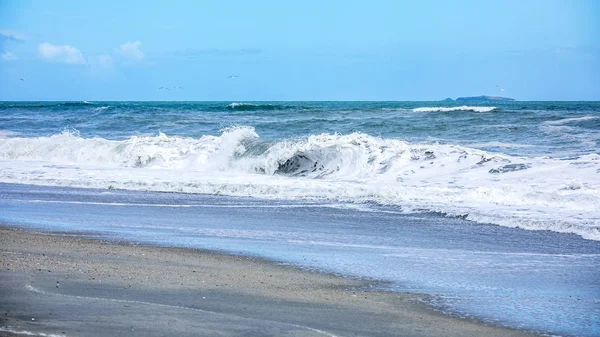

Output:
xmin=0 ymin=127 xmax=598 ymax=240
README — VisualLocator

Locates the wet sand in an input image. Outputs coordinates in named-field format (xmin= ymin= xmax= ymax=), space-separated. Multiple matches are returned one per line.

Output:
xmin=0 ymin=226 xmax=538 ymax=337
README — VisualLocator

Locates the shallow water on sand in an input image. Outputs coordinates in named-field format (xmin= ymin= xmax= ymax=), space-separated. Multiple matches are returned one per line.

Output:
xmin=1 ymin=183 xmax=598 ymax=337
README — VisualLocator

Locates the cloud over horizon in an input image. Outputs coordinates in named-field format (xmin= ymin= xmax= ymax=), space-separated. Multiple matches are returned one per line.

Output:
xmin=33 ymin=40 xmax=144 ymax=69
xmin=38 ymin=42 xmax=86 ymax=64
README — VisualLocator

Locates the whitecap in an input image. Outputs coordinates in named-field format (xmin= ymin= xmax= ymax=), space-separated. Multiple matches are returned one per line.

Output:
xmin=228 ymin=102 xmax=255 ymax=108
xmin=91 ymin=106 xmax=110 ymax=112
xmin=0 ymin=128 xmax=598 ymax=241
xmin=543 ymin=115 xmax=599 ymax=125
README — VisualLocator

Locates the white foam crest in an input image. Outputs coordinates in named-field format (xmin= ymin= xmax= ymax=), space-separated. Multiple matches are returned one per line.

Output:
xmin=544 ymin=115 xmax=599 ymax=125
xmin=237 ymin=132 xmax=504 ymax=181
xmin=0 ymin=127 xmax=258 ymax=170
xmin=228 ymin=102 xmax=255 ymax=108
xmin=1 ymin=130 xmax=599 ymax=240
xmin=91 ymin=106 xmax=110 ymax=112
xmin=412 ymin=106 xmax=497 ymax=113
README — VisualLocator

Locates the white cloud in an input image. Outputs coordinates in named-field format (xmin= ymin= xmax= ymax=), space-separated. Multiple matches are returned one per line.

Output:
xmin=118 ymin=41 xmax=144 ymax=62
xmin=38 ymin=42 xmax=85 ymax=64
xmin=34 ymin=40 xmax=145 ymax=70
xmin=1 ymin=51 xmax=17 ymax=61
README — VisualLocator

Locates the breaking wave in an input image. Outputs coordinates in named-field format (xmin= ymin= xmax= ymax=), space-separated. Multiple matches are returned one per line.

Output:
xmin=543 ymin=116 xmax=599 ymax=125
xmin=0 ymin=127 xmax=598 ymax=240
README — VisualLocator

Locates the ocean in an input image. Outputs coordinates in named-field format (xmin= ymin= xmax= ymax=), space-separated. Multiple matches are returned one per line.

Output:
xmin=0 ymin=101 xmax=599 ymax=336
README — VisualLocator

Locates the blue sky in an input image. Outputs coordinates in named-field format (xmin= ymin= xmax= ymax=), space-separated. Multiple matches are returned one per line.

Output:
xmin=0 ymin=0 xmax=598 ymax=101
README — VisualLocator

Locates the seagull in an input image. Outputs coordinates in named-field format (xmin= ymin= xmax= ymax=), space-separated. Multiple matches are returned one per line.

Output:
xmin=227 ymin=75 xmax=238 ymax=79
xmin=173 ymin=85 xmax=183 ymax=89
xmin=20 ymin=78 xmax=25 ymax=81
xmin=496 ymin=85 xmax=505 ymax=92
xmin=158 ymin=87 xmax=169 ymax=90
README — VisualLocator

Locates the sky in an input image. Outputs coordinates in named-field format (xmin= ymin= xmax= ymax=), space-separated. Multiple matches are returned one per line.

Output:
xmin=0 ymin=0 xmax=598 ymax=101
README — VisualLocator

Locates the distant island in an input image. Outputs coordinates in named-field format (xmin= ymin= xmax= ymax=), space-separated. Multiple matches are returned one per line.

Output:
xmin=443 ymin=96 xmax=515 ymax=102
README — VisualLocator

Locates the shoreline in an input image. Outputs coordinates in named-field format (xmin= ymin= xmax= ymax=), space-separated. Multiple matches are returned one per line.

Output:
xmin=0 ymin=226 xmax=540 ymax=337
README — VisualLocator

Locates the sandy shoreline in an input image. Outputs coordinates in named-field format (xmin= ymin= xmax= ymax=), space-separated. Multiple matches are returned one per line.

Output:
xmin=0 ymin=226 xmax=539 ymax=337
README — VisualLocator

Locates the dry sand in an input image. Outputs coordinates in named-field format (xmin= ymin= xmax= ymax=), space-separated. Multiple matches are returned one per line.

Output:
xmin=0 ymin=226 xmax=539 ymax=337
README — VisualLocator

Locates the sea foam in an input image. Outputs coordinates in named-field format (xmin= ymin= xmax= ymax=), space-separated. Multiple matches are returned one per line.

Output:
xmin=0 ymin=127 xmax=598 ymax=240
xmin=543 ymin=115 xmax=599 ymax=125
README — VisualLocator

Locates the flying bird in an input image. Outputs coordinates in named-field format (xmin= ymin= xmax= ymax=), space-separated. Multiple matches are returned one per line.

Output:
xmin=496 ymin=85 xmax=505 ymax=92
xmin=158 ymin=87 xmax=169 ymax=90
xmin=173 ymin=85 xmax=183 ymax=89
xmin=20 ymin=78 xmax=25 ymax=81
xmin=227 ymin=75 xmax=238 ymax=79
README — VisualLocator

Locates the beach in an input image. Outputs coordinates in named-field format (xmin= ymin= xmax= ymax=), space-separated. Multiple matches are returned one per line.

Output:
xmin=1 ymin=0 xmax=600 ymax=334
xmin=0 ymin=101 xmax=599 ymax=336
xmin=0 ymin=226 xmax=539 ymax=337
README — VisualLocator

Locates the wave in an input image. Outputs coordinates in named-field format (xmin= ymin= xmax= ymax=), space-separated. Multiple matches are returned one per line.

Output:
xmin=51 ymin=101 xmax=96 ymax=107
xmin=542 ymin=116 xmax=600 ymax=130
xmin=91 ymin=106 xmax=112 ymax=112
xmin=0 ymin=127 xmax=258 ymax=169
xmin=543 ymin=115 xmax=599 ymax=125
xmin=540 ymin=116 xmax=600 ymax=149
xmin=227 ymin=102 xmax=294 ymax=111
xmin=0 ymin=101 xmax=95 ymax=109
xmin=0 ymin=127 xmax=598 ymax=240
xmin=412 ymin=106 xmax=497 ymax=113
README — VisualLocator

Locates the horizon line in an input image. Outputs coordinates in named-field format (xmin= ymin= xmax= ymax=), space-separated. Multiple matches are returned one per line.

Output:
xmin=2 ymin=99 xmax=600 ymax=103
